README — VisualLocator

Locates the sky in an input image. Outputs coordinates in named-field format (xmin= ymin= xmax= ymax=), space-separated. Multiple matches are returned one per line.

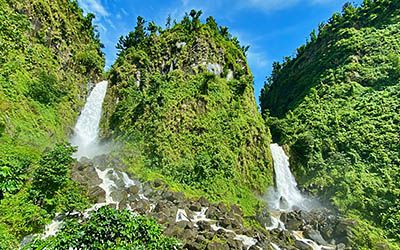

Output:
xmin=78 ymin=0 xmax=363 ymax=101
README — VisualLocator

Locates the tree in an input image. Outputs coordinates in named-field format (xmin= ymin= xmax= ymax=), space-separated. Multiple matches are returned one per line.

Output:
xmin=29 ymin=143 xmax=75 ymax=210
xmin=116 ymin=16 xmax=147 ymax=53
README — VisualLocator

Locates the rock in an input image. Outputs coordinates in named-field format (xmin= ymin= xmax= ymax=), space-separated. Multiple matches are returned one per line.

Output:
xmin=206 ymin=242 xmax=229 ymax=250
xmin=184 ymin=242 xmax=203 ymax=250
xmin=217 ymin=202 xmax=228 ymax=214
xmin=153 ymin=179 xmax=164 ymax=188
xmin=255 ymin=207 xmax=270 ymax=227
xmin=304 ymin=229 xmax=328 ymax=245
xmin=197 ymin=221 xmax=211 ymax=231
xmin=333 ymin=219 xmax=357 ymax=244
xmin=164 ymin=224 xmax=184 ymax=238
xmin=181 ymin=228 xmax=197 ymax=241
xmin=110 ymin=190 xmax=127 ymax=203
xmin=220 ymin=217 xmax=232 ymax=229
xmin=203 ymin=230 xmax=216 ymax=240
xmin=130 ymin=199 xmax=150 ymax=214
xmin=176 ymin=220 xmax=193 ymax=230
xmin=279 ymin=196 xmax=289 ymax=210
xmin=206 ymin=206 xmax=219 ymax=220
xmin=230 ymin=204 xmax=243 ymax=216
xmin=127 ymin=185 xmax=139 ymax=195
xmin=198 ymin=197 xmax=209 ymax=207
xmin=295 ymin=240 xmax=313 ymax=250
xmin=336 ymin=243 xmax=346 ymax=250
xmin=88 ymin=186 xmax=106 ymax=203
xmin=119 ymin=196 xmax=129 ymax=209
xmin=189 ymin=202 xmax=202 ymax=211
xmin=376 ymin=243 xmax=390 ymax=250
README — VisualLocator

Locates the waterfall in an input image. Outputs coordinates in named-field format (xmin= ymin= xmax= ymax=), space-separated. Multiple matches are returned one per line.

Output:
xmin=267 ymin=143 xmax=311 ymax=211
xmin=70 ymin=81 xmax=108 ymax=159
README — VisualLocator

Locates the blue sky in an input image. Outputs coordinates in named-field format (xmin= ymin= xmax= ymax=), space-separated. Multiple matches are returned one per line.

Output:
xmin=78 ymin=0 xmax=362 ymax=101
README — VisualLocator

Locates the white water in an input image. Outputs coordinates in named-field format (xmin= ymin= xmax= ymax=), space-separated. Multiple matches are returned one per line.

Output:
xmin=70 ymin=81 xmax=109 ymax=159
xmin=267 ymin=143 xmax=309 ymax=211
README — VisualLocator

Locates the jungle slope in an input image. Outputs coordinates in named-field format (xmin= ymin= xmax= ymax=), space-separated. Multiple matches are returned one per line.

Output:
xmin=102 ymin=12 xmax=273 ymax=214
xmin=0 ymin=0 xmax=104 ymax=247
xmin=260 ymin=0 xmax=400 ymax=248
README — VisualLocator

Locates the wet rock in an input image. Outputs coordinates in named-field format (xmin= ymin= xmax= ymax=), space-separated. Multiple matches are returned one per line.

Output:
xmin=295 ymin=240 xmax=313 ymax=250
xmin=336 ymin=243 xmax=346 ymax=250
xmin=279 ymin=196 xmax=289 ymax=210
xmin=206 ymin=241 xmax=229 ymax=250
xmin=255 ymin=207 xmax=270 ymax=227
xmin=304 ymin=228 xmax=328 ymax=245
xmin=119 ymin=197 xmax=128 ymax=210
xmin=110 ymin=190 xmax=127 ymax=203
xmin=88 ymin=186 xmax=106 ymax=203
xmin=127 ymin=185 xmax=139 ymax=195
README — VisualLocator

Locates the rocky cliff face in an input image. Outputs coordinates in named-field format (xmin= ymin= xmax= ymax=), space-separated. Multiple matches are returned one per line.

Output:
xmin=102 ymin=13 xmax=273 ymax=212
xmin=260 ymin=1 xmax=400 ymax=248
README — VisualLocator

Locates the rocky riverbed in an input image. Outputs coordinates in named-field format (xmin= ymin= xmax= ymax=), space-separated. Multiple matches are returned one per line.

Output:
xmin=67 ymin=155 xmax=356 ymax=250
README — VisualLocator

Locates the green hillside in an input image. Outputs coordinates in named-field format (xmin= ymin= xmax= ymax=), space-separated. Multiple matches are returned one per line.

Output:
xmin=0 ymin=0 xmax=104 ymax=247
xmin=260 ymin=0 xmax=400 ymax=248
xmin=103 ymin=12 xmax=273 ymax=214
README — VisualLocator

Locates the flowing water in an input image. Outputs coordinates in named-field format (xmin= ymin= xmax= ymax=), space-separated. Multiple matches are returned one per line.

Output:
xmin=70 ymin=80 xmax=109 ymax=159
xmin=267 ymin=143 xmax=315 ymax=211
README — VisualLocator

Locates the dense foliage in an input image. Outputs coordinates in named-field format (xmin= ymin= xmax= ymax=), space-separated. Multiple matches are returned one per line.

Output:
xmin=260 ymin=0 xmax=400 ymax=248
xmin=25 ymin=206 xmax=180 ymax=250
xmin=0 ymin=0 xmax=104 ymax=247
xmin=103 ymin=12 xmax=273 ymax=213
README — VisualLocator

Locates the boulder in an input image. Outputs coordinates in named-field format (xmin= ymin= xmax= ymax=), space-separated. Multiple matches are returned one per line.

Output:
xmin=295 ymin=240 xmax=313 ymax=250
xmin=206 ymin=242 xmax=229 ymax=250
xmin=88 ymin=186 xmax=106 ymax=203
xmin=127 ymin=185 xmax=139 ymax=195
xmin=304 ymin=228 xmax=328 ymax=245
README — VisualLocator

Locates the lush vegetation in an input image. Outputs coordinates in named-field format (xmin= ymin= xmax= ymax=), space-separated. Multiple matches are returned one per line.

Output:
xmin=0 ymin=0 xmax=104 ymax=247
xmin=25 ymin=206 xmax=180 ymax=250
xmin=260 ymin=0 xmax=400 ymax=248
xmin=102 ymin=12 xmax=273 ymax=214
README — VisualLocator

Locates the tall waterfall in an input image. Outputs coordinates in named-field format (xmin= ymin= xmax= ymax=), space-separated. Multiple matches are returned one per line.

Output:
xmin=70 ymin=81 xmax=108 ymax=159
xmin=267 ymin=143 xmax=311 ymax=211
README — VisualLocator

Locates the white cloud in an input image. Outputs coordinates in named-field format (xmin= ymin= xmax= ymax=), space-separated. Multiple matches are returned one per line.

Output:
xmin=247 ymin=51 xmax=269 ymax=69
xmin=79 ymin=0 xmax=109 ymax=17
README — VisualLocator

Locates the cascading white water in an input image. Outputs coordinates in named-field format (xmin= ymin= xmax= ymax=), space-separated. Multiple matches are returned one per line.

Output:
xmin=267 ymin=143 xmax=307 ymax=211
xmin=70 ymin=81 xmax=108 ymax=159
